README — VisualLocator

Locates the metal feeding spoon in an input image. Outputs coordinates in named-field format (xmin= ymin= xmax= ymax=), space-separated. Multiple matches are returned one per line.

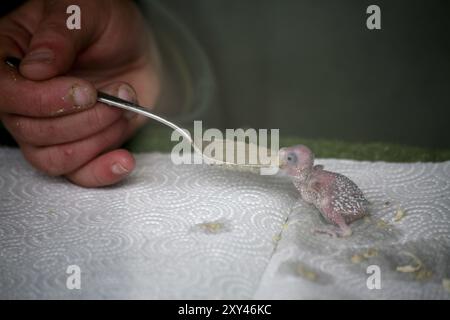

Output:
xmin=4 ymin=57 xmax=277 ymax=171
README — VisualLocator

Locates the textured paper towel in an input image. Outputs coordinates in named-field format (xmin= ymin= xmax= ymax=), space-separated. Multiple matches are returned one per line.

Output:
xmin=0 ymin=148 xmax=449 ymax=299
xmin=0 ymin=148 xmax=297 ymax=299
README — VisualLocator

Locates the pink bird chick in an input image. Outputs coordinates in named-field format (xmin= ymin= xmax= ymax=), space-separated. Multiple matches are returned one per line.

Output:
xmin=279 ymin=145 xmax=369 ymax=237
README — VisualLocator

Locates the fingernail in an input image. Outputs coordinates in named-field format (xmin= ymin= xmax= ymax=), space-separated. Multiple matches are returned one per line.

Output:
xmin=22 ymin=49 xmax=54 ymax=64
xmin=68 ymin=84 xmax=95 ymax=108
xmin=111 ymin=162 xmax=130 ymax=175
xmin=118 ymin=84 xmax=136 ymax=102
xmin=118 ymin=85 xmax=137 ymax=120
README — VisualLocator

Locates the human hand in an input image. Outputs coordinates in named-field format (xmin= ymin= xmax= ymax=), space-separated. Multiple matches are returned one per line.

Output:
xmin=0 ymin=0 xmax=160 ymax=187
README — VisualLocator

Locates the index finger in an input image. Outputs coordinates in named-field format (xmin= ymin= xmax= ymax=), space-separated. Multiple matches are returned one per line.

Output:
xmin=0 ymin=43 xmax=97 ymax=117
xmin=0 ymin=58 xmax=97 ymax=117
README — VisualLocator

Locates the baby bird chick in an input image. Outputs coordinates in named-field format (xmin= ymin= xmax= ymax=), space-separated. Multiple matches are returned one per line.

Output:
xmin=279 ymin=145 xmax=369 ymax=237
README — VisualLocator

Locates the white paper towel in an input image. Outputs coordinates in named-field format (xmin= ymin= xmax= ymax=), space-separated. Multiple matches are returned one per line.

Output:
xmin=0 ymin=148 xmax=449 ymax=299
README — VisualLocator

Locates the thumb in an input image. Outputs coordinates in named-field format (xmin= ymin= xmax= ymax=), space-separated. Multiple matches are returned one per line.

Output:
xmin=20 ymin=1 xmax=101 ymax=80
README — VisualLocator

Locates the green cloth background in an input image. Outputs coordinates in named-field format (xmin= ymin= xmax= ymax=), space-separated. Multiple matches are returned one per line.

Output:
xmin=151 ymin=0 xmax=450 ymax=149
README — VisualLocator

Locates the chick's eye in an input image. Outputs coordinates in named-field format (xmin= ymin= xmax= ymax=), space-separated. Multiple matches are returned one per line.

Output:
xmin=286 ymin=153 xmax=297 ymax=163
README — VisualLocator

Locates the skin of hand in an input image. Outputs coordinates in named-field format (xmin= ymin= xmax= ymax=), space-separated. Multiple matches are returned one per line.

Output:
xmin=0 ymin=0 xmax=161 ymax=187
xmin=279 ymin=145 xmax=369 ymax=237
